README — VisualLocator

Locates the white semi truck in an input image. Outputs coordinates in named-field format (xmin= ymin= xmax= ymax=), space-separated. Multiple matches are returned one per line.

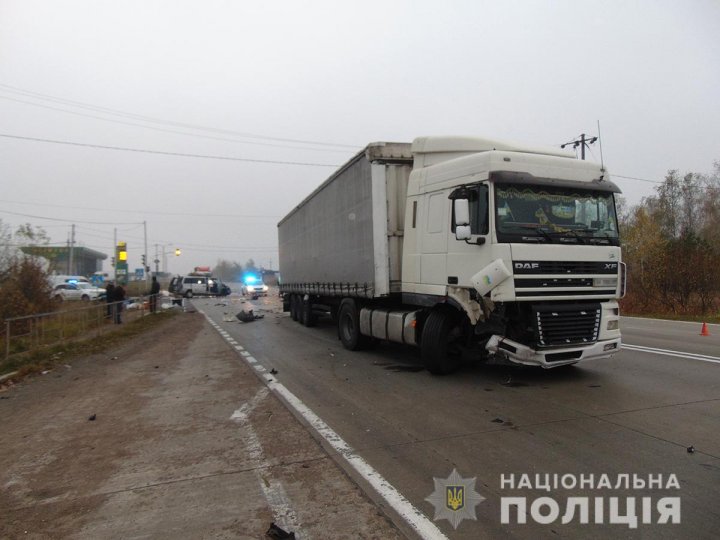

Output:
xmin=278 ymin=136 xmax=625 ymax=373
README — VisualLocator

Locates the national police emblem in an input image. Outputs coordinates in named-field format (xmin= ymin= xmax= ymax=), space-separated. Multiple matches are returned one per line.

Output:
xmin=447 ymin=485 xmax=464 ymax=511
xmin=425 ymin=468 xmax=485 ymax=529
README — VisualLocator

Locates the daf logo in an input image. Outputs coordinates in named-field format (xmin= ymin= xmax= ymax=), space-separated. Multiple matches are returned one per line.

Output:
xmin=604 ymin=263 xmax=618 ymax=270
xmin=515 ymin=263 xmax=539 ymax=270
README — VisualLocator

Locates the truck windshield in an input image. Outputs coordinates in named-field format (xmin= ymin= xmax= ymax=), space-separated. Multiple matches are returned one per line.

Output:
xmin=494 ymin=184 xmax=620 ymax=245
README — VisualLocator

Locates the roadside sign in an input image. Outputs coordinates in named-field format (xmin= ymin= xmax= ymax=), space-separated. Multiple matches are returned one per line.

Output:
xmin=135 ymin=268 xmax=144 ymax=279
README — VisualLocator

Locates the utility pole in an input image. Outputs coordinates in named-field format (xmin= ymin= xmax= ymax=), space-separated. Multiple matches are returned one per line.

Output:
xmin=113 ymin=227 xmax=117 ymax=281
xmin=154 ymin=244 xmax=160 ymax=273
xmin=143 ymin=220 xmax=148 ymax=280
xmin=68 ymin=224 xmax=76 ymax=275
xmin=561 ymin=133 xmax=598 ymax=160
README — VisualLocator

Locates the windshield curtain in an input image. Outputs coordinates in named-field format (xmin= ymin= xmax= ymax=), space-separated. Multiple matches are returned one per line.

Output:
xmin=494 ymin=184 xmax=620 ymax=245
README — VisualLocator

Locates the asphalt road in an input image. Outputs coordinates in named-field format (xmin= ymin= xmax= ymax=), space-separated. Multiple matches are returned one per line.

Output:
xmin=199 ymin=294 xmax=720 ymax=540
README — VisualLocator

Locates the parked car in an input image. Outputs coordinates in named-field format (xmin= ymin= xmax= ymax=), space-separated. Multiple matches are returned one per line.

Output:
xmin=49 ymin=275 xmax=91 ymax=288
xmin=171 ymin=274 xmax=230 ymax=298
xmin=51 ymin=282 xmax=105 ymax=302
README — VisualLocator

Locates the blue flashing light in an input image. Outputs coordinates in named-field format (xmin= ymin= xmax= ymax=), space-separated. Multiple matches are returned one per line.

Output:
xmin=243 ymin=274 xmax=259 ymax=285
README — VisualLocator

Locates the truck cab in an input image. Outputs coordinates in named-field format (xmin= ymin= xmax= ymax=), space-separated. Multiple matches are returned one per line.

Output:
xmin=402 ymin=137 xmax=624 ymax=370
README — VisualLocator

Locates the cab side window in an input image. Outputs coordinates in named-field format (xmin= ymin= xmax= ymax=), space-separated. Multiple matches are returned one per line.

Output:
xmin=469 ymin=184 xmax=489 ymax=235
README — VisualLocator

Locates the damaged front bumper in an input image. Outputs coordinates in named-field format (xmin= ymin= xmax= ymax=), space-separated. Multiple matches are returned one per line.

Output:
xmin=485 ymin=335 xmax=622 ymax=369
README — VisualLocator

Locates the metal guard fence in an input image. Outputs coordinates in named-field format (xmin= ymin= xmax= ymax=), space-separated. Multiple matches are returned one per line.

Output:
xmin=2 ymin=295 xmax=166 ymax=361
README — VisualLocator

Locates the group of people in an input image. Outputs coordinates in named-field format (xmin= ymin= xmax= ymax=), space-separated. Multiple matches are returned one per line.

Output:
xmin=104 ymin=276 xmax=161 ymax=324
xmin=105 ymin=281 xmax=126 ymax=324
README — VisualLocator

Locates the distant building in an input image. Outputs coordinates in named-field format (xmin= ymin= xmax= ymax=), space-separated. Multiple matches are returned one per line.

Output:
xmin=261 ymin=268 xmax=279 ymax=286
xmin=20 ymin=246 xmax=108 ymax=276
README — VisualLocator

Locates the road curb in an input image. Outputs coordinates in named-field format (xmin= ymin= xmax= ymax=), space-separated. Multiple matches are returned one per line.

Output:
xmin=0 ymin=371 xmax=19 ymax=383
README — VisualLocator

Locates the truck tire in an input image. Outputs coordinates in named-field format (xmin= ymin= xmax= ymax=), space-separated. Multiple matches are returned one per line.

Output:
xmin=300 ymin=297 xmax=317 ymax=327
xmin=421 ymin=309 xmax=462 ymax=375
xmin=337 ymin=299 xmax=372 ymax=350
xmin=290 ymin=295 xmax=300 ymax=321
xmin=185 ymin=290 xmax=193 ymax=299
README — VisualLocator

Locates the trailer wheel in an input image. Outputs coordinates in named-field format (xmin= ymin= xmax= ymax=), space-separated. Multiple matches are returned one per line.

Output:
xmin=300 ymin=297 xmax=317 ymax=327
xmin=290 ymin=295 xmax=300 ymax=321
xmin=338 ymin=299 xmax=372 ymax=350
xmin=421 ymin=309 xmax=463 ymax=375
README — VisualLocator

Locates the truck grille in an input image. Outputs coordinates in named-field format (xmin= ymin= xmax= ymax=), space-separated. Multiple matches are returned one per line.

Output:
xmin=534 ymin=303 xmax=601 ymax=347
xmin=514 ymin=261 xmax=618 ymax=275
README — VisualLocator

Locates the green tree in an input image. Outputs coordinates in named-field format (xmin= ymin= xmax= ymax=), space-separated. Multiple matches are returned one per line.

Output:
xmin=214 ymin=259 xmax=243 ymax=282
xmin=15 ymin=223 xmax=50 ymax=246
xmin=621 ymin=162 xmax=720 ymax=316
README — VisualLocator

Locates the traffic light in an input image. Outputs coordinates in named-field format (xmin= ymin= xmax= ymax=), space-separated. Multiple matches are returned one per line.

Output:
xmin=111 ymin=256 xmax=115 ymax=267
xmin=141 ymin=254 xmax=146 ymax=266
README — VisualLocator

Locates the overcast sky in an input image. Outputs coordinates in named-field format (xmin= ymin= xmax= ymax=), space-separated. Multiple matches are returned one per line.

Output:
xmin=1 ymin=0 xmax=718 ymax=276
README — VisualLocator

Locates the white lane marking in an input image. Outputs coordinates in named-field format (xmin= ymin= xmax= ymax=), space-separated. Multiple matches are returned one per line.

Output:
xmin=231 ymin=387 xmax=269 ymax=421
xmin=246 ymin=357 xmax=257 ymax=364
xmin=268 ymin=380 xmax=448 ymax=540
xmin=623 ymin=344 xmax=720 ymax=365
xmin=230 ymin=387 xmax=303 ymax=537
xmin=240 ymin=351 xmax=251 ymax=357
xmin=234 ymin=345 xmax=245 ymax=351
xmin=204 ymin=311 xmax=447 ymax=540
xmin=622 ymin=316 xmax=719 ymax=327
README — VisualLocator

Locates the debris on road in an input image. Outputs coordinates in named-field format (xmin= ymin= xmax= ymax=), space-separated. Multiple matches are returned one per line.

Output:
xmin=270 ymin=368 xmax=278 ymax=375
xmin=88 ymin=414 xmax=96 ymax=421
xmin=491 ymin=418 xmax=504 ymax=423
xmin=687 ymin=446 xmax=695 ymax=453
xmin=237 ymin=309 xmax=264 ymax=323
xmin=266 ymin=522 xmax=296 ymax=539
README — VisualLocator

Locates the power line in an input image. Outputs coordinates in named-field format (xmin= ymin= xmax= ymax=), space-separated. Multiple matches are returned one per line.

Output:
xmin=0 ymin=198 xmax=280 ymax=219
xmin=0 ymin=83 xmax=359 ymax=149
xmin=0 ymin=208 xmax=141 ymax=225
xmin=0 ymin=132 xmax=341 ymax=167
xmin=612 ymin=174 xmax=663 ymax=184
xmin=0 ymin=93 xmax=353 ymax=154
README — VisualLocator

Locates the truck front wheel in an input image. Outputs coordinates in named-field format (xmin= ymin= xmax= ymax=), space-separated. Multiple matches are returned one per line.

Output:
xmin=421 ymin=310 xmax=463 ymax=375
xmin=338 ymin=299 xmax=372 ymax=350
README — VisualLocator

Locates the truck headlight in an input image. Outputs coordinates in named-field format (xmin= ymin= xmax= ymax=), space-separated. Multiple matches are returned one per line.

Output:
xmin=593 ymin=278 xmax=618 ymax=288
xmin=607 ymin=320 xmax=619 ymax=331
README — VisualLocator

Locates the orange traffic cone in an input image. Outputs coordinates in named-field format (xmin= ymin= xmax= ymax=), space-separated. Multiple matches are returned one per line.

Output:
xmin=700 ymin=322 xmax=710 ymax=336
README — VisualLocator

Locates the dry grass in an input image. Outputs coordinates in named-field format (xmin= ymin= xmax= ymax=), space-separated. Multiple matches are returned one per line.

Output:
xmin=0 ymin=310 xmax=178 ymax=381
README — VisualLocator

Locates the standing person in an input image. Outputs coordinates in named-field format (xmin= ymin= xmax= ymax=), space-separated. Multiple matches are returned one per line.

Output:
xmin=113 ymin=283 xmax=126 ymax=324
xmin=105 ymin=281 xmax=115 ymax=319
xmin=149 ymin=276 xmax=160 ymax=313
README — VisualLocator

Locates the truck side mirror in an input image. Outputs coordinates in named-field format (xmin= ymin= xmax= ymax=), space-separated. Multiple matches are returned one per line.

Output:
xmin=456 ymin=224 xmax=472 ymax=241
xmin=454 ymin=199 xmax=471 ymax=240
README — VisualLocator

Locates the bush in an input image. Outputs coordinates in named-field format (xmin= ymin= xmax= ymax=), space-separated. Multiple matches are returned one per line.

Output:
xmin=0 ymin=258 xmax=54 ymax=321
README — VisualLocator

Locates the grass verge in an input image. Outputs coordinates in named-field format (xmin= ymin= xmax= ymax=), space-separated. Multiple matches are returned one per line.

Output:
xmin=0 ymin=310 xmax=179 ymax=382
